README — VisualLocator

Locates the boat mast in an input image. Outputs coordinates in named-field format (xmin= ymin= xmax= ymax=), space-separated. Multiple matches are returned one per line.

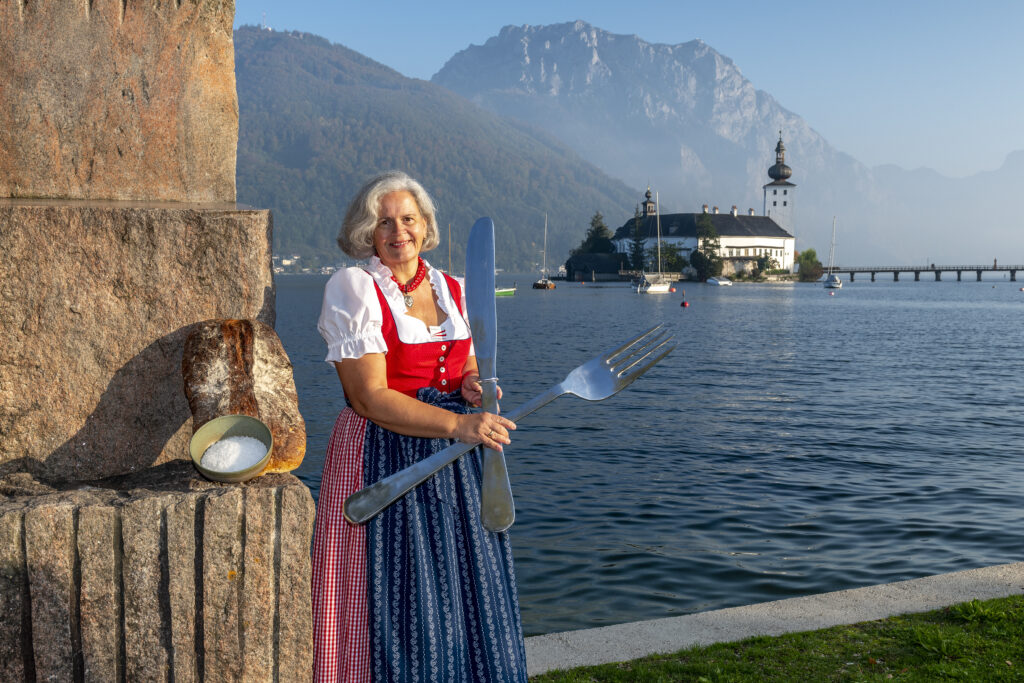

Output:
xmin=827 ymin=216 xmax=837 ymax=275
xmin=656 ymin=192 xmax=662 ymax=276
xmin=542 ymin=213 xmax=548 ymax=278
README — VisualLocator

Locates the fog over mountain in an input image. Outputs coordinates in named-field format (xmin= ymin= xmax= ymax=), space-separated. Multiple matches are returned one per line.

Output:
xmin=433 ymin=21 xmax=1024 ymax=264
xmin=233 ymin=26 xmax=638 ymax=272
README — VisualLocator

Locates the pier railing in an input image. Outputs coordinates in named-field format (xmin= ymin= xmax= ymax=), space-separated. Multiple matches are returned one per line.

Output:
xmin=829 ymin=265 xmax=1023 ymax=282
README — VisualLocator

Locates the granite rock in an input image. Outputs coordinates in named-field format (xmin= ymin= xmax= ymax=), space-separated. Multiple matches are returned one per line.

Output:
xmin=183 ymin=319 xmax=306 ymax=474
xmin=167 ymin=494 xmax=200 ymax=683
xmin=202 ymin=487 xmax=244 ymax=681
xmin=278 ymin=485 xmax=316 ymax=678
xmin=24 ymin=503 xmax=78 ymax=681
xmin=122 ymin=495 xmax=172 ymax=681
xmin=242 ymin=487 xmax=276 ymax=679
xmin=78 ymin=505 xmax=122 ymax=682
xmin=0 ymin=0 xmax=237 ymax=202
xmin=0 ymin=467 xmax=315 ymax=681
xmin=0 ymin=510 xmax=28 ymax=682
xmin=0 ymin=201 xmax=274 ymax=483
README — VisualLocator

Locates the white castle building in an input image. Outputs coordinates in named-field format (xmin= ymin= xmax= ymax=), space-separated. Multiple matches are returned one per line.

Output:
xmin=611 ymin=134 xmax=797 ymax=274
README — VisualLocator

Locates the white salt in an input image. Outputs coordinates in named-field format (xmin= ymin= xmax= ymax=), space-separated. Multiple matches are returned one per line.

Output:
xmin=201 ymin=435 xmax=268 ymax=472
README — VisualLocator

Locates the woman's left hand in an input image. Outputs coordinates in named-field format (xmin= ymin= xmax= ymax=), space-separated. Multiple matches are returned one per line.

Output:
xmin=461 ymin=373 xmax=503 ymax=408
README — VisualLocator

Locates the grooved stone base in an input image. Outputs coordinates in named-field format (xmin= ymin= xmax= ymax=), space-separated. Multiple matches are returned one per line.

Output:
xmin=0 ymin=464 xmax=314 ymax=682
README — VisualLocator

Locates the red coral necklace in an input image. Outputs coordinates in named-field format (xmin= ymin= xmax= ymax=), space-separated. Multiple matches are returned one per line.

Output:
xmin=390 ymin=257 xmax=428 ymax=308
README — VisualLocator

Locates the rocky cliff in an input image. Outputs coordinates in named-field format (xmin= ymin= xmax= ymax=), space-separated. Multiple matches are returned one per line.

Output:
xmin=433 ymin=21 xmax=1022 ymax=262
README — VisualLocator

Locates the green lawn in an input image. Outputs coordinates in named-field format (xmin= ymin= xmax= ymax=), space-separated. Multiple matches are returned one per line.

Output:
xmin=531 ymin=595 xmax=1024 ymax=682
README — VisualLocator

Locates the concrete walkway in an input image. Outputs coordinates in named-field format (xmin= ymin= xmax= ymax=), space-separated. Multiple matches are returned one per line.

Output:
xmin=525 ymin=562 xmax=1024 ymax=677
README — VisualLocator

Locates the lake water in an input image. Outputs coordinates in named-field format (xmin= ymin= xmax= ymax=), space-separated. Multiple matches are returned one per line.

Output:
xmin=277 ymin=273 xmax=1024 ymax=636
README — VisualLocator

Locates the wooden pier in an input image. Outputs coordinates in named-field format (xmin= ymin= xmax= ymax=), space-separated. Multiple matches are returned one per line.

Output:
xmin=830 ymin=265 xmax=1022 ymax=282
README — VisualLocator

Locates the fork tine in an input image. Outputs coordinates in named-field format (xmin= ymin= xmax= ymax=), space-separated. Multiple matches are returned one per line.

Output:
xmin=608 ymin=330 xmax=671 ymax=373
xmin=603 ymin=323 xmax=665 ymax=364
xmin=615 ymin=334 xmax=674 ymax=378
xmin=618 ymin=339 xmax=675 ymax=385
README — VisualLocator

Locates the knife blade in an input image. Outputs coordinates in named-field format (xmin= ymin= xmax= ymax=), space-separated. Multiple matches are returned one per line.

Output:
xmin=465 ymin=217 xmax=515 ymax=532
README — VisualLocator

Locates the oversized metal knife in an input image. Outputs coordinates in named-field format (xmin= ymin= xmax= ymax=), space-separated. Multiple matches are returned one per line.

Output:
xmin=465 ymin=217 xmax=515 ymax=532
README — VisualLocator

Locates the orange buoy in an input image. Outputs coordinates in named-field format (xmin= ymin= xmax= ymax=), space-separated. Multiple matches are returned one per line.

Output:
xmin=670 ymin=287 xmax=676 ymax=292
xmin=681 ymin=301 xmax=689 ymax=308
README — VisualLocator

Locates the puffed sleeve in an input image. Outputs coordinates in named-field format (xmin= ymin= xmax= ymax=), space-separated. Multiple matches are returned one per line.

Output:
xmin=317 ymin=268 xmax=388 ymax=363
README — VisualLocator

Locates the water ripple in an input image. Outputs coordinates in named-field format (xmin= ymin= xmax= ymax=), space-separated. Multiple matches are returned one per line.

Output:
xmin=277 ymin=276 xmax=1024 ymax=636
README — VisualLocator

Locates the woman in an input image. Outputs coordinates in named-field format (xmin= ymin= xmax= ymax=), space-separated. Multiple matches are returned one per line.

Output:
xmin=312 ymin=171 xmax=527 ymax=683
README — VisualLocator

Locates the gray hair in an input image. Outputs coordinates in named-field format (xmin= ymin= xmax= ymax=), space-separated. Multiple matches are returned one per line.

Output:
xmin=337 ymin=171 xmax=440 ymax=259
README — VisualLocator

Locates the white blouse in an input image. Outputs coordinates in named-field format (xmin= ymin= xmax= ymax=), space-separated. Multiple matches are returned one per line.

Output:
xmin=318 ymin=256 xmax=473 ymax=363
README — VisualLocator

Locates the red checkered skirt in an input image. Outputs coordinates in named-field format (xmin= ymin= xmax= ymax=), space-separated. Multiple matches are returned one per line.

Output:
xmin=311 ymin=407 xmax=370 ymax=683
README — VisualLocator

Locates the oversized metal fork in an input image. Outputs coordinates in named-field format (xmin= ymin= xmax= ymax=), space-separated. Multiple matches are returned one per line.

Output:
xmin=343 ymin=324 xmax=675 ymax=525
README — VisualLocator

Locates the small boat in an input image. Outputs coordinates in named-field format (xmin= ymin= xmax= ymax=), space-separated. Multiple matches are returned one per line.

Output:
xmin=637 ymin=191 xmax=674 ymax=294
xmin=495 ymin=282 xmax=517 ymax=297
xmin=533 ymin=214 xmax=556 ymax=290
xmin=824 ymin=216 xmax=842 ymax=289
xmin=706 ymin=276 xmax=733 ymax=286
xmin=636 ymin=272 xmax=673 ymax=293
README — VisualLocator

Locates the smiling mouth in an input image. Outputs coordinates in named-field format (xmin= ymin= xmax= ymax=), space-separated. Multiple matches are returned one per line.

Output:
xmin=389 ymin=240 xmax=412 ymax=248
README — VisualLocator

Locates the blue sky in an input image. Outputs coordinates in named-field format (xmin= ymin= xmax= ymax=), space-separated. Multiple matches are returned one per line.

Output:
xmin=234 ymin=0 xmax=1024 ymax=178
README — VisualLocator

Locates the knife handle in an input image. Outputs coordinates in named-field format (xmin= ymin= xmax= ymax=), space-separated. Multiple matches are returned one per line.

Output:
xmin=481 ymin=447 xmax=514 ymax=532
xmin=479 ymin=379 xmax=515 ymax=532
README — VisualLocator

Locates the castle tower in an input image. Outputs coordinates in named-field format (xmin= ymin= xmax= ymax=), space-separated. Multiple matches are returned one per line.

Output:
xmin=642 ymin=186 xmax=657 ymax=217
xmin=763 ymin=132 xmax=796 ymax=235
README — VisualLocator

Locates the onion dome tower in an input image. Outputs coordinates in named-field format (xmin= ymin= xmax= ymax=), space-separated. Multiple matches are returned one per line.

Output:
xmin=763 ymin=131 xmax=796 ymax=235
xmin=641 ymin=186 xmax=656 ymax=217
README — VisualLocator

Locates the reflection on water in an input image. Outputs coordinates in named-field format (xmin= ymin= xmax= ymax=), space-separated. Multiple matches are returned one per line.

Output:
xmin=278 ymin=275 xmax=1024 ymax=635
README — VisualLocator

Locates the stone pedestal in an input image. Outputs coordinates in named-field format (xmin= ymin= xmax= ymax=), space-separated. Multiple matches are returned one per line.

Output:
xmin=0 ymin=464 xmax=315 ymax=682
xmin=0 ymin=200 xmax=275 ymax=484
xmin=1 ymin=3 xmax=315 ymax=679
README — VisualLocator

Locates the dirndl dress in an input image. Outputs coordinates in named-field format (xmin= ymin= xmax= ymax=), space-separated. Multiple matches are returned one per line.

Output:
xmin=312 ymin=259 xmax=527 ymax=683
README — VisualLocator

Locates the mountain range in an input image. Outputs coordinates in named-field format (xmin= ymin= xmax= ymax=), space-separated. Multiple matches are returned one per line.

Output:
xmin=234 ymin=26 xmax=636 ymax=272
xmin=235 ymin=22 xmax=1024 ymax=268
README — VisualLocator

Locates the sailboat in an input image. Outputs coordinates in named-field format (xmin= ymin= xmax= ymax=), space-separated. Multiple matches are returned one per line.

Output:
xmin=824 ymin=216 xmax=842 ymax=289
xmin=637 ymin=191 xmax=673 ymax=293
xmin=533 ymin=214 xmax=556 ymax=289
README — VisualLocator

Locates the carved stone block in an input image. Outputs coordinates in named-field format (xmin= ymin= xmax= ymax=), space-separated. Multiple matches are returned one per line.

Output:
xmin=0 ymin=0 xmax=238 ymax=202
xmin=203 ymin=487 xmax=244 ymax=682
xmin=0 ymin=466 xmax=316 ymax=681
xmin=78 ymin=505 xmax=122 ymax=682
xmin=24 ymin=503 xmax=77 ymax=681
xmin=122 ymin=495 xmax=172 ymax=680
xmin=0 ymin=202 xmax=274 ymax=483
xmin=0 ymin=510 xmax=28 ymax=682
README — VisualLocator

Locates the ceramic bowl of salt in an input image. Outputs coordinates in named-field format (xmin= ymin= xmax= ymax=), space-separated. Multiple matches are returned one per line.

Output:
xmin=189 ymin=415 xmax=274 ymax=483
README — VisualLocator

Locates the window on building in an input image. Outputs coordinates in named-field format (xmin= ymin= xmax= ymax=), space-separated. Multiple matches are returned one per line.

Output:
xmin=783 ymin=190 xmax=788 ymax=195
xmin=783 ymin=201 xmax=787 ymax=207
xmin=773 ymin=201 xmax=777 ymax=207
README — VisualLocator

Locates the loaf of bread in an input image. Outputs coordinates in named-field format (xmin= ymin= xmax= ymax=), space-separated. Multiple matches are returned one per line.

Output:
xmin=182 ymin=319 xmax=306 ymax=474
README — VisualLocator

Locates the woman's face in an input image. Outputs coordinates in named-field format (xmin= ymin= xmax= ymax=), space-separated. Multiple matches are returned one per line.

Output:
xmin=373 ymin=190 xmax=427 ymax=268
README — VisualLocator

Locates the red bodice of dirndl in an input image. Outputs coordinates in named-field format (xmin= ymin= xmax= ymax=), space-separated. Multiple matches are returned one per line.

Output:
xmin=371 ymin=272 xmax=472 ymax=397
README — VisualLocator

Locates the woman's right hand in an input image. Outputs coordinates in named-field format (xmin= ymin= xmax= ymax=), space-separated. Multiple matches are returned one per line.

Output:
xmin=454 ymin=412 xmax=516 ymax=451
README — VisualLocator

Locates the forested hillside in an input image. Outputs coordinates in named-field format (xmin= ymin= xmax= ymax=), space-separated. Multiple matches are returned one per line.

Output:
xmin=234 ymin=26 xmax=639 ymax=271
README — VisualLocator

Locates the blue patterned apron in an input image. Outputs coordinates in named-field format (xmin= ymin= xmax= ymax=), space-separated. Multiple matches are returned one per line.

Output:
xmin=363 ymin=387 xmax=527 ymax=683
